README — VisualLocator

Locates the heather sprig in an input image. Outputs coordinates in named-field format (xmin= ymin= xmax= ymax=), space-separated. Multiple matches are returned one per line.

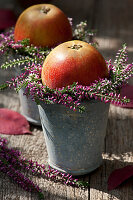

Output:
xmin=0 ymin=135 xmax=89 ymax=198
xmin=114 ymin=43 xmax=128 ymax=67
xmin=73 ymin=21 xmax=97 ymax=45
xmin=0 ymin=28 xmax=50 ymax=70
xmin=0 ymin=138 xmax=44 ymax=199
xmin=0 ymin=28 xmax=47 ymax=57
xmin=0 ymin=162 xmax=44 ymax=199
xmin=1 ymin=56 xmax=34 ymax=70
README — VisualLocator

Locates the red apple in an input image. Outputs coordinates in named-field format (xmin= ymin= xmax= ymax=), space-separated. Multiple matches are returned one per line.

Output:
xmin=14 ymin=4 xmax=72 ymax=47
xmin=41 ymin=40 xmax=109 ymax=89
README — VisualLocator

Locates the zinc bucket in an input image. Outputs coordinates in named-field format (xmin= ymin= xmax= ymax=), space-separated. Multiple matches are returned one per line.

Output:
xmin=38 ymin=100 xmax=109 ymax=175
xmin=15 ymin=65 xmax=41 ymax=126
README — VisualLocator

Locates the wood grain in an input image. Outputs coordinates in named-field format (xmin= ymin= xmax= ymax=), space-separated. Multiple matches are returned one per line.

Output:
xmin=89 ymin=0 xmax=133 ymax=200
xmin=0 ymin=0 xmax=133 ymax=199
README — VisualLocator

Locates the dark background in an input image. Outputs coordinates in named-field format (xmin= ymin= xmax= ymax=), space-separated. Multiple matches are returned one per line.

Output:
xmin=0 ymin=0 xmax=133 ymax=62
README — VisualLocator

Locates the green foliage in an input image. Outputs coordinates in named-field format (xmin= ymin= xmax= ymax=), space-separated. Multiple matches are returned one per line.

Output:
xmin=1 ymin=57 xmax=34 ymax=69
xmin=75 ymin=180 xmax=89 ymax=188
xmin=0 ymin=83 xmax=9 ymax=90
xmin=73 ymin=21 xmax=97 ymax=44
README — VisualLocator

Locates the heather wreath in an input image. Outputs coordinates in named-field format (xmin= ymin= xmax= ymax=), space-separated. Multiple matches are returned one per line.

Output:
xmin=0 ymin=21 xmax=133 ymax=112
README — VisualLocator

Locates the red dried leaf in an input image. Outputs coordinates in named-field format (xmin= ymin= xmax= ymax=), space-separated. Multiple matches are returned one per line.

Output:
xmin=0 ymin=108 xmax=32 ymax=135
xmin=112 ymin=84 xmax=133 ymax=108
xmin=108 ymin=165 xmax=133 ymax=191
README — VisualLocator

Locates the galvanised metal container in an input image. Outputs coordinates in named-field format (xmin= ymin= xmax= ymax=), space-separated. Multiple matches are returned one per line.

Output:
xmin=38 ymin=100 xmax=110 ymax=176
xmin=18 ymin=88 xmax=41 ymax=126
xmin=15 ymin=64 xmax=41 ymax=126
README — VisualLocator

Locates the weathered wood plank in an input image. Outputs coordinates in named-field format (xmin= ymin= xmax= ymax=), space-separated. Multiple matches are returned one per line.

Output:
xmin=92 ymin=0 xmax=133 ymax=62
xmin=90 ymin=0 xmax=133 ymax=199
xmin=90 ymin=106 xmax=133 ymax=200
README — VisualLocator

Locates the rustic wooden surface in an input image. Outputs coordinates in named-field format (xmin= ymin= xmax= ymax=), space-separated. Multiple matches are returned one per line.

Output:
xmin=0 ymin=0 xmax=133 ymax=199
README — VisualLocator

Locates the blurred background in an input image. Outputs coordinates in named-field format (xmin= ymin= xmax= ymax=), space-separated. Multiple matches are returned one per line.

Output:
xmin=0 ymin=0 xmax=132 ymax=63
xmin=0 ymin=0 xmax=133 ymax=88
xmin=0 ymin=0 xmax=93 ymax=29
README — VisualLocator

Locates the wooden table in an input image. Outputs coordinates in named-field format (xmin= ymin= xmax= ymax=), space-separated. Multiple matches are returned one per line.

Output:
xmin=0 ymin=0 xmax=133 ymax=199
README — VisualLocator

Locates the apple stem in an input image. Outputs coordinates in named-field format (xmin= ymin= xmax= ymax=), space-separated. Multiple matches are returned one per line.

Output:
xmin=40 ymin=7 xmax=50 ymax=14
xmin=68 ymin=44 xmax=82 ymax=50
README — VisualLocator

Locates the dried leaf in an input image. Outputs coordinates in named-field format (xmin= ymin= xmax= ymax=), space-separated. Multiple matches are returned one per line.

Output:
xmin=108 ymin=165 xmax=133 ymax=191
xmin=0 ymin=108 xmax=32 ymax=135
xmin=120 ymin=84 xmax=133 ymax=108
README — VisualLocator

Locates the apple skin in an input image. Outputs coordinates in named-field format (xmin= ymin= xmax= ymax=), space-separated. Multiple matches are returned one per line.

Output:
xmin=14 ymin=4 xmax=72 ymax=47
xmin=41 ymin=40 xmax=109 ymax=89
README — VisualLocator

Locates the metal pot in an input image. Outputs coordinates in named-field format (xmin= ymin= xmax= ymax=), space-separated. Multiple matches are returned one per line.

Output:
xmin=38 ymin=100 xmax=110 ymax=175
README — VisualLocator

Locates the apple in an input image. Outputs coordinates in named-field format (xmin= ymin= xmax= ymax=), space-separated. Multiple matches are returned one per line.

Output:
xmin=14 ymin=4 xmax=72 ymax=47
xmin=41 ymin=40 xmax=109 ymax=89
